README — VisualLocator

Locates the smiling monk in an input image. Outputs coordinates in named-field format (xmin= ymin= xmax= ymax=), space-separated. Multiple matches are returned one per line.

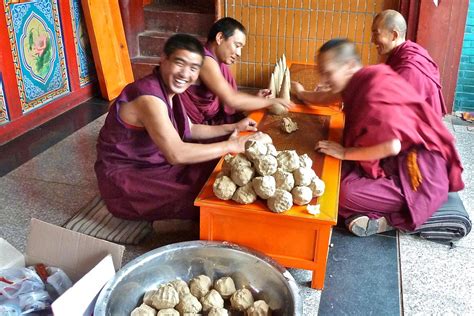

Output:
xmin=95 ymin=34 xmax=269 ymax=223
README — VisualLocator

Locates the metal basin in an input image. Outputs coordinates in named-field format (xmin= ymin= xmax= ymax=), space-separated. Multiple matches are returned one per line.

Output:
xmin=94 ymin=241 xmax=302 ymax=315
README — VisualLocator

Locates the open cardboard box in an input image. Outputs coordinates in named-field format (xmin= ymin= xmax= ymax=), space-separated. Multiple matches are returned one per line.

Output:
xmin=16 ymin=218 xmax=125 ymax=315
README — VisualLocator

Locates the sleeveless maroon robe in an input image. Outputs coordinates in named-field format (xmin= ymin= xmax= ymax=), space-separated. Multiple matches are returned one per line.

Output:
xmin=339 ymin=65 xmax=463 ymax=230
xmin=386 ymin=40 xmax=447 ymax=117
xmin=95 ymin=67 xmax=216 ymax=221
xmin=180 ymin=45 xmax=238 ymax=125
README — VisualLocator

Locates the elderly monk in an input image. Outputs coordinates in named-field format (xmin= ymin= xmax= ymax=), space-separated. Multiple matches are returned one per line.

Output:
xmin=95 ymin=34 xmax=269 ymax=222
xmin=314 ymin=39 xmax=464 ymax=237
xmin=181 ymin=17 xmax=292 ymax=125
xmin=371 ymin=9 xmax=447 ymax=117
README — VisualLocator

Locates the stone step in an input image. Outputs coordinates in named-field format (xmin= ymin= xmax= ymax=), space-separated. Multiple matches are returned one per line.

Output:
xmin=144 ymin=3 xmax=215 ymax=36
xmin=138 ymin=30 xmax=206 ymax=58
xmin=131 ymin=56 xmax=161 ymax=80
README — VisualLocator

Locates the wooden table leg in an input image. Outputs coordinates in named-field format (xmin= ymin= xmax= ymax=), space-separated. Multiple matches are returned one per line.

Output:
xmin=311 ymin=226 xmax=332 ymax=289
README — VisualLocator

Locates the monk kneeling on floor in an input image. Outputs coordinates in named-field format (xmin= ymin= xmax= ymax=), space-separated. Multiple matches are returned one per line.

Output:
xmin=311 ymin=39 xmax=464 ymax=236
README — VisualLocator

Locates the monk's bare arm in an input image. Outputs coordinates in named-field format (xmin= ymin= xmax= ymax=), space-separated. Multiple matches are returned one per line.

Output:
xmin=131 ymin=96 xmax=255 ymax=164
xmin=316 ymin=139 xmax=401 ymax=160
xmin=291 ymin=81 xmax=341 ymax=105
xmin=199 ymin=56 xmax=292 ymax=111
xmin=189 ymin=117 xmax=257 ymax=140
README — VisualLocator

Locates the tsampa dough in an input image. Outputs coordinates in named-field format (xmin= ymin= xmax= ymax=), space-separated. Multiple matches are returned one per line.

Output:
xmin=200 ymin=289 xmax=224 ymax=312
xmin=274 ymin=169 xmax=295 ymax=192
xmin=293 ymin=167 xmax=316 ymax=186
xmin=253 ymin=155 xmax=278 ymax=176
xmin=267 ymin=189 xmax=293 ymax=213
xmin=231 ymin=165 xmax=255 ymax=186
xmin=291 ymin=186 xmax=313 ymax=205
xmin=276 ymin=150 xmax=300 ymax=172
xmin=208 ymin=307 xmax=228 ymax=316
xmin=157 ymin=309 xmax=179 ymax=316
xmin=213 ymin=276 xmax=236 ymax=299
xmin=252 ymin=176 xmax=276 ymax=199
xmin=131 ymin=303 xmax=156 ymax=316
xmin=175 ymin=293 xmax=202 ymax=314
xmin=221 ymin=154 xmax=234 ymax=176
xmin=189 ymin=275 xmax=212 ymax=299
xmin=150 ymin=284 xmax=179 ymax=309
xmin=230 ymin=288 xmax=254 ymax=311
xmin=309 ymin=176 xmax=325 ymax=197
xmin=232 ymin=183 xmax=257 ymax=204
xmin=170 ymin=279 xmax=190 ymax=298
xmin=246 ymin=300 xmax=271 ymax=316
xmin=245 ymin=140 xmax=268 ymax=161
xmin=299 ymin=154 xmax=313 ymax=169
xmin=213 ymin=176 xmax=237 ymax=200
xmin=266 ymin=143 xmax=278 ymax=157
xmin=230 ymin=153 xmax=252 ymax=169
xmin=280 ymin=117 xmax=298 ymax=133
xmin=143 ymin=289 xmax=157 ymax=306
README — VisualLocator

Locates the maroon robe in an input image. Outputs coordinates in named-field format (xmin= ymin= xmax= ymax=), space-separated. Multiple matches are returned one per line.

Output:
xmin=339 ymin=65 xmax=464 ymax=231
xmin=95 ymin=67 xmax=216 ymax=221
xmin=181 ymin=45 xmax=238 ymax=125
xmin=386 ymin=40 xmax=447 ymax=117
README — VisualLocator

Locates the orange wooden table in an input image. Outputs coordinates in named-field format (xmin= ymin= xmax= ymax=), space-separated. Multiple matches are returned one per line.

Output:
xmin=196 ymin=63 xmax=344 ymax=289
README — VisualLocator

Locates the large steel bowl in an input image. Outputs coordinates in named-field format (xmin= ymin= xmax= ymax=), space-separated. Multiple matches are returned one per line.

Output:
xmin=94 ymin=241 xmax=302 ymax=315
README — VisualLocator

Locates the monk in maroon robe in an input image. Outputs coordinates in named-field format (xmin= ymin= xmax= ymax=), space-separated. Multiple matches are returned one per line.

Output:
xmin=314 ymin=39 xmax=463 ymax=236
xmin=372 ymin=9 xmax=447 ymax=117
xmin=95 ymin=34 xmax=269 ymax=222
xmin=180 ymin=17 xmax=292 ymax=125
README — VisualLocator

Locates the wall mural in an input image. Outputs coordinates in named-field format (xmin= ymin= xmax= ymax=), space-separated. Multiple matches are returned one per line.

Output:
xmin=4 ymin=0 xmax=70 ymax=113
xmin=70 ymin=0 xmax=95 ymax=86
xmin=0 ymin=74 xmax=9 ymax=125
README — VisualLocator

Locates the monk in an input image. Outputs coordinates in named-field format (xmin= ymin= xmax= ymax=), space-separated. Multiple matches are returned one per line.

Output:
xmin=181 ymin=17 xmax=292 ymax=125
xmin=371 ymin=9 xmax=447 ymax=117
xmin=95 ymin=34 xmax=269 ymax=223
xmin=313 ymin=39 xmax=464 ymax=236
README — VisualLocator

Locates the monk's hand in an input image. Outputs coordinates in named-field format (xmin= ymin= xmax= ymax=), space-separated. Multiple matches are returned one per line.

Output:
xmin=230 ymin=131 xmax=272 ymax=153
xmin=257 ymin=89 xmax=272 ymax=98
xmin=315 ymin=140 xmax=346 ymax=160
xmin=291 ymin=81 xmax=305 ymax=98
xmin=235 ymin=117 xmax=258 ymax=132
xmin=271 ymin=98 xmax=294 ymax=110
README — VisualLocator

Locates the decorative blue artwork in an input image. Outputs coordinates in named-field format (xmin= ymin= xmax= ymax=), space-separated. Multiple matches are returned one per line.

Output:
xmin=70 ymin=0 xmax=95 ymax=86
xmin=5 ymin=0 xmax=70 ymax=113
xmin=0 ymin=74 xmax=9 ymax=125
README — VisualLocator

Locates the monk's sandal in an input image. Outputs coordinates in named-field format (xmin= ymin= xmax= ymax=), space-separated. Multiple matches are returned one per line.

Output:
xmin=347 ymin=216 xmax=394 ymax=237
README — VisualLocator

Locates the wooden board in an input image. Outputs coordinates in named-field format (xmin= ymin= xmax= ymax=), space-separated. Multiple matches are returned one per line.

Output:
xmin=81 ymin=0 xmax=134 ymax=100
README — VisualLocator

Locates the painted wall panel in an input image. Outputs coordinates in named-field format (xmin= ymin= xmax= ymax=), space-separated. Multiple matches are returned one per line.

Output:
xmin=4 ymin=0 xmax=70 ymax=113
xmin=0 ymin=74 xmax=9 ymax=125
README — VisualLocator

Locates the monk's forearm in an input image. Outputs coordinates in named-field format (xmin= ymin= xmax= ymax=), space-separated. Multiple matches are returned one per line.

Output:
xmin=166 ymin=141 xmax=233 ymax=165
xmin=190 ymin=123 xmax=235 ymax=140
xmin=225 ymin=91 xmax=272 ymax=111
xmin=344 ymin=139 xmax=401 ymax=161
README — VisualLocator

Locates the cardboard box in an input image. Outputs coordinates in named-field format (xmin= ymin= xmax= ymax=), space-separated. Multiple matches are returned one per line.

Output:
xmin=7 ymin=218 xmax=125 ymax=315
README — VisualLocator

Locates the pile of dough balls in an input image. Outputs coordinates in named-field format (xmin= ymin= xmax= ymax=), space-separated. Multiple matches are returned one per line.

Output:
xmin=130 ymin=275 xmax=271 ymax=316
xmin=213 ymin=138 xmax=325 ymax=213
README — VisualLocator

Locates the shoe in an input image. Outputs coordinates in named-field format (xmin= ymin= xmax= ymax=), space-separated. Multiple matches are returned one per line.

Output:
xmin=152 ymin=219 xmax=199 ymax=235
xmin=347 ymin=216 xmax=394 ymax=237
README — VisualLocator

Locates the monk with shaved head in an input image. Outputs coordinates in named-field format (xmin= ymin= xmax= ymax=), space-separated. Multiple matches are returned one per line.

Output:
xmin=372 ymin=9 xmax=447 ymax=116
xmin=314 ymin=39 xmax=464 ymax=237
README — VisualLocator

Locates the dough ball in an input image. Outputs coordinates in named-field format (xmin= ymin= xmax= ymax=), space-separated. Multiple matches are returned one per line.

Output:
xmin=150 ymin=283 xmax=179 ymax=309
xmin=231 ymin=165 xmax=255 ymax=186
xmin=246 ymin=300 xmax=271 ymax=316
xmin=175 ymin=293 xmax=202 ymax=314
xmin=274 ymin=169 xmax=295 ymax=192
xmin=291 ymin=186 xmax=313 ymax=205
xmin=254 ymin=155 xmax=278 ymax=176
xmin=309 ymin=176 xmax=325 ymax=197
xmin=170 ymin=279 xmax=190 ymax=298
xmin=299 ymin=154 xmax=313 ymax=169
xmin=252 ymin=176 xmax=276 ymax=199
xmin=221 ymin=154 xmax=234 ymax=176
xmin=267 ymin=189 xmax=293 ymax=213
xmin=280 ymin=117 xmax=298 ymax=133
xmin=230 ymin=153 xmax=252 ymax=169
xmin=266 ymin=144 xmax=278 ymax=157
xmin=276 ymin=150 xmax=300 ymax=172
xmin=213 ymin=176 xmax=237 ymax=200
xmin=143 ymin=289 xmax=157 ymax=306
xmin=208 ymin=307 xmax=229 ymax=316
xmin=131 ymin=303 xmax=156 ymax=316
xmin=200 ymin=289 xmax=224 ymax=312
xmin=213 ymin=276 xmax=237 ymax=299
xmin=189 ymin=275 xmax=212 ymax=299
xmin=245 ymin=140 xmax=268 ymax=161
xmin=293 ymin=167 xmax=316 ymax=186
xmin=230 ymin=288 xmax=254 ymax=311
xmin=157 ymin=309 xmax=179 ymax=316
xmin=232 ymin=183 xmax=257 ymax=204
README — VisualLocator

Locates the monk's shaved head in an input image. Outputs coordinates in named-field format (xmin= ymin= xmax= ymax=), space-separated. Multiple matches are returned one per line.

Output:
xmin=318 ymin=38 xmax=361 ymax=66
xmin=374 ymin=9 xmax=407 ymax=39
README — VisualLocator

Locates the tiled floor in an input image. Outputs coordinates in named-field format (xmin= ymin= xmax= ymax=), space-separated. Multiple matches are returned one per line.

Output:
xmin=0 ymin=99 xmax=473 ymax=315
